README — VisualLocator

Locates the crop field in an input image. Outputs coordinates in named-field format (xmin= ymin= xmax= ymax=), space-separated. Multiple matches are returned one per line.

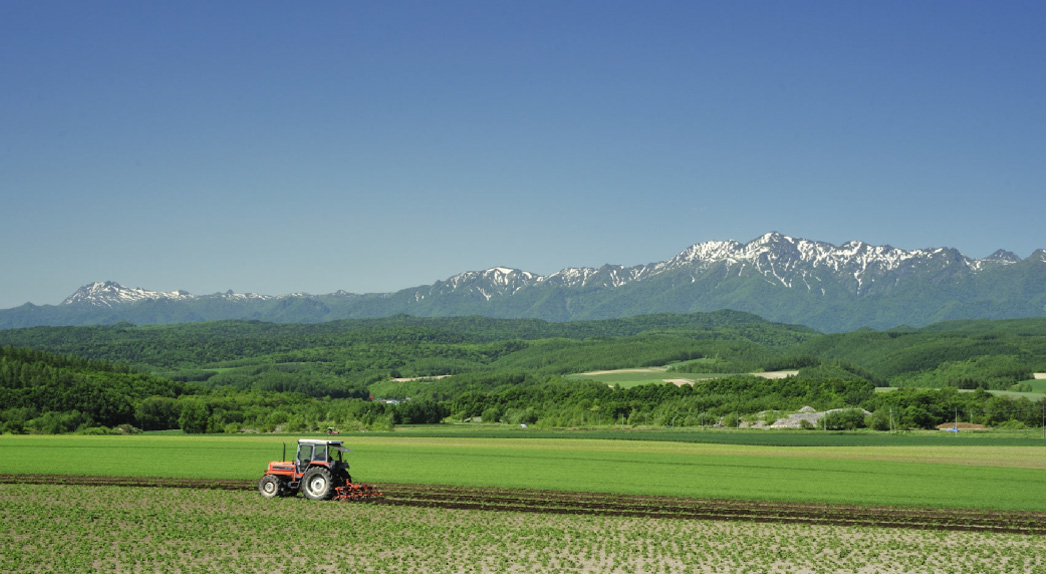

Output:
xmin=566 ymin=367 xmax=800 ymax=388
xmin=566 ymin=367 xmax=722 ymax=387
xmin=4 ymin=433 xmax=1046 ymax=572
xmin=2 ymin=434 xmax=1046 ymax=510
xmin=3 ymin=483 xmax=1044 ymax=574
xmin=2 ymin=434 xmax=1046 ymax=512
xmin=387 ymin=425 xmax=1046 ymax=446
xmin=563 ymin=367 xmax=800 ymax=387
xmin=987 ymin=388 xmax=1046 ymax=400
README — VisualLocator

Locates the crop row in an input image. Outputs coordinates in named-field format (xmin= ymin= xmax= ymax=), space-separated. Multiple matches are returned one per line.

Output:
xmin=2 ymin=484 xmax=1043 ymax=574
xmin=5 ymin=474 xmax=1044 ymax=535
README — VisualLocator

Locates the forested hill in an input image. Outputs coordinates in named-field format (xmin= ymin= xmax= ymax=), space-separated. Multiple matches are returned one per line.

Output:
xmin=786 ymin=318 xmax=1046 ymax=388
xmin=0 ymin=346 xmax=197 ymax=433
xmin=0 ymin=311 xmax=816 ymax=371
xmin=2 ymin=313 xmax=1045 ymax=435
xmin=2 ymin=314 xmax=1045 ymax=393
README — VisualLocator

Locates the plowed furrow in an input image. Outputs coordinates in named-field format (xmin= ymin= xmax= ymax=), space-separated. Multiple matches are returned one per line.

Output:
xmin=3 ymin=474 xmax=1042 ymax=535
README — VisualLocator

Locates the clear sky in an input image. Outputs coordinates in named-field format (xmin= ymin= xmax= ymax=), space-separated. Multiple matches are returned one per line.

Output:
xmin=2 ymin=1 xmax=1044 ymax=309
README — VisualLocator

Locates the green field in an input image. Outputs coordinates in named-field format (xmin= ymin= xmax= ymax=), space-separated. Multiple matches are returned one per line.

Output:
xmin=7 ymin=484 xmax=1041 ymax=574
xmin=564 ymin=367 xmax=762 ymax=387
xmin=993 ymin=376 xmax=1046 ymax=399
xmin=3 ymin=432 xmax=1045 ymax=512
xmin=381 ymin=424 xmax=1046 ymax=446
xmin=569 ymin=367 xmax=1046 ymax=400
xmin=987 ymin=389 xmax=1046 ymax=400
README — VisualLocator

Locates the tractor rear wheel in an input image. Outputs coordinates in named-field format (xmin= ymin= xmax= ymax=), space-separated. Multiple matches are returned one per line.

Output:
xmin=301 ymin=467 xmax=334 ymax=500
xmin=258 ymin=475 xmax=283 ymax=499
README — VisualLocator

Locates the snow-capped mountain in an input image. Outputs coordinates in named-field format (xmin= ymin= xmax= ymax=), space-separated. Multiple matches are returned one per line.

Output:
xmin=433 ymin=267 xmax=541 ymax=300
xmin=653 ymin=232 xmax=1022 ymax=295
xmin=423 ymin=232 xmax=1024 ymax=299
xmin=61 ymin=281 xmax=276 ymax=308
xmin=62 ymin=281 xmax=195 ymax=308
xmin=3 ymin=233 xmax=1044 ymax=332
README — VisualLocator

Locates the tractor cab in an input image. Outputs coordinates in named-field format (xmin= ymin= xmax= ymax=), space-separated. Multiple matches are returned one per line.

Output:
xmin=294 ymin=439 xmax=350 ymax=473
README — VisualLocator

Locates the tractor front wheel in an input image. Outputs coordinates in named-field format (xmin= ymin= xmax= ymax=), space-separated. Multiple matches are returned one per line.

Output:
xmin=258 ymin=475 xmax=283 ymax=499
xmin=301 ymin=467 xmax=334 ymax=500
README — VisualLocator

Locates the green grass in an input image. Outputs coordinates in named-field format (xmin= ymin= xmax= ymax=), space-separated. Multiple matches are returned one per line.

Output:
xmin=987 ymin=389 xmax=1046 ymax=400
xmin=883 ymin=384 xmax=1046 ymax=400
xmin=6 ymin=485 xmax=1037 ymax=574
xmin=564 ymin=366 xmax=798 ymax=388
xmin=3 ymin=433 xmax=1045 ymax=512
xmin=383 ymin=424 xmax=1046 ymax=447
xmin=565 ymin=368 xmax=736 ymax=388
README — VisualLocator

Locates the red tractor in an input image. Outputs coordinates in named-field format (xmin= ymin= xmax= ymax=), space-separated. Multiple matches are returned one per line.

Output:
xmin=258 ymin=439 xmax=381 ymax=501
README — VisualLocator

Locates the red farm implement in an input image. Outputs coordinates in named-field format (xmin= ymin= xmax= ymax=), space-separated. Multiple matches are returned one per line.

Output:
xmin=258 ymin=439 xmax=383 ymax=501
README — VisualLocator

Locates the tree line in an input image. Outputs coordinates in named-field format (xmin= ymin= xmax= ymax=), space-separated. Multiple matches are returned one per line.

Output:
xmin=2 ymin=313 xmax=1045 ymax=434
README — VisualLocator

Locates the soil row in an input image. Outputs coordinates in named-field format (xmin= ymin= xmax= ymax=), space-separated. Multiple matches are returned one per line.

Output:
xmin=3 ymin=474 xmax=1043 ymax=535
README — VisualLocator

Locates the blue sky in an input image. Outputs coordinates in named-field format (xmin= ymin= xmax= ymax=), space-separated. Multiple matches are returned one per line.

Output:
xmin=2 ymin=1 xmax=1044 ymax=309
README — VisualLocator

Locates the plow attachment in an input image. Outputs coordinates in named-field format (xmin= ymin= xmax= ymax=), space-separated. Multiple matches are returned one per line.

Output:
xmin=333 ymin=482 xmax=384 ymax=501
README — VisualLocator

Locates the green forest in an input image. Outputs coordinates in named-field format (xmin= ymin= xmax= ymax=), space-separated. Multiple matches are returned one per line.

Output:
xmin=2 ymin=312 xmax=1045 ymax=434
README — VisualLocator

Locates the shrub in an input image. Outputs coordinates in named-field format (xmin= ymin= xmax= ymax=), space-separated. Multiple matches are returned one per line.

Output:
xmin=867 ymin=410 xmax=891 ymax=431
xmin=480 ymin=406 xmax=501 ymax=424
xmin=823 ymin=409 xmax=867 ymax=430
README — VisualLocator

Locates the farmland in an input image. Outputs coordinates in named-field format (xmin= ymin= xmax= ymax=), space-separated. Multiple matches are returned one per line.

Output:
xmin=2 ymin=433 xmax=1046 ymax=513
xmin=4 ymin=433 xmax=1046 ymax=572
xmin=4 ymin=313 xmax=1046 ymax=571
xmin=565 ymin=366 xmax=800 ymax=388
xmin=3 ymin=483 xmax=1044 ymax=574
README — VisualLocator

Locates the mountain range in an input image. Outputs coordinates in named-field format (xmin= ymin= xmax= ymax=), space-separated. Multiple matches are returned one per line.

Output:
xmin=3 ymin=232 xmax=1044 ymax=332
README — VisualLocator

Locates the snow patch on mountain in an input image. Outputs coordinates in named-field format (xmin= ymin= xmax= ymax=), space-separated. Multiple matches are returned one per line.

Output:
xmin=443 ymin=232 xmax=1024 ymax=297
xmin=62 ymin=281 xmax=280 ymax=308
xmin=62 ymin=281 xmax=195 ymax=308
xmin=58 ymin=233 xmax=1035 ymax=310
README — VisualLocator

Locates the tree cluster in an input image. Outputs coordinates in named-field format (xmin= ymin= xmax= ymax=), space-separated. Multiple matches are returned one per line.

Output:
xmin=2 ymin=314 xmax=1045 ymax=434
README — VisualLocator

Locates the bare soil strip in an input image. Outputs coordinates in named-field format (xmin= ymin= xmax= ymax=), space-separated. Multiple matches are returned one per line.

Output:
xmin=3 ymin=474 xmax=1043 ymax=535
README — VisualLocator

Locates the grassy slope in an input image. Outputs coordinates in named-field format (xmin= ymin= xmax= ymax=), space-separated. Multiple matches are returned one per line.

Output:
xmin=564 ymin=367 xmax=726 ymax=387
xmin=570 ymin=365 xmax=1046 ymax=398
xmin=3 ymin=433 xmax=1045 ymax=512
xmin=564 ymin=367 xmax=798 ymax=388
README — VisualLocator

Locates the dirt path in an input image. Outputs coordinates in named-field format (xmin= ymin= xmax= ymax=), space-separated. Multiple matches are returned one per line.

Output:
xmin=3 ymin=474 xmax=1043 ymax=535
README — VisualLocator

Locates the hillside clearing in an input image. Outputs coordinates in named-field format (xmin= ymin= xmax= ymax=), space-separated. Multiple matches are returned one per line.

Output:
xmin=568 ymin=367 xmax=799 ymax=387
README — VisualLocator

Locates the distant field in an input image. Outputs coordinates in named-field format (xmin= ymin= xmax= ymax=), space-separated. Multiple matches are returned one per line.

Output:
xmin=871 ymin=384 xmax=1046 ymax=400
xmin=3 ymin=433 xmax=1045 ymax=511
xmin=1017 ymin=377 xmax=1046 ymax=393
xmin=565 ymin=367 xmax=718 ymax=387
xmin=988 ymin=389 xmax=1046 ymax=400
xmin=951 ymin=385 xmax=1046 ymax=401
xmin=569 ymin=367 xmax=1046 ymax=400
xmin=385 ymin=425 xmax=1046 ymax=446
xmin=565 ymin=367 xmax=798 ymax=387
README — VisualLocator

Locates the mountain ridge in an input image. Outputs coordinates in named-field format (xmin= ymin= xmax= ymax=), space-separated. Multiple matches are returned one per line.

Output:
xmin=4 ymin=232 xmax=1044 ymax=332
